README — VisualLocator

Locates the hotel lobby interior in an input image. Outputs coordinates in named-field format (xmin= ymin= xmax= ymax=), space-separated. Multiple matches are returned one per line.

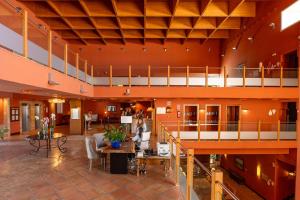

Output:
xmin=0 ymin=0 xmax=300 ymax=199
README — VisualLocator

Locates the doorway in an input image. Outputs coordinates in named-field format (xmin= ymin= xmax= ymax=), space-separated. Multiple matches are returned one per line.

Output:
xmin=205 ymin=105 xmax=220 ymax=131
xmin=22 ymin=103 xmax=30 ymax=132
xmin=281 ymin=102 xmax=297 ymax=131
xmin=226 ymin=106 xmax=240 ymax=131
xmin=184 ymin=104 xmax=199 ymax=131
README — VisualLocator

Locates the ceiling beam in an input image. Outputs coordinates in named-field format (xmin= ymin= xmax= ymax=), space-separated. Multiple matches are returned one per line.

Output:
xmin=143 ymin=0 xmax=147 ymax=45
xmin=110 ymin=0 xmax=126 ymax=45
xmin=47 ymin=0 xmax=88 ymax=45
xmin=78 ymin=0 xmax=107 ymax=45
xmin=164 ymin=0 xmax=180 ymax=44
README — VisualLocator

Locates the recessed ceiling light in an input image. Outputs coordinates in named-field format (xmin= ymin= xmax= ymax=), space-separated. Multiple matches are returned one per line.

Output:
xmin=221 ymin=54 xmax=225 ymax=57
xmin=272 ymin=52 xmax=277 ymax=57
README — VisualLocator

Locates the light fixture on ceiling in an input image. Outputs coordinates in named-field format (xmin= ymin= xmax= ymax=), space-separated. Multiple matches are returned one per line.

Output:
xmin=242 ymin=108 xmax=248 ymax=113
xmin=208 ymin=47 xmax=211 ymax=52
xmin=272 ymin=52 xmax=277 ymax=57
xmin=221 ymin=54 xmax=225 ymax=57
xmin=232 ymin=47 xmax=237 ymax=51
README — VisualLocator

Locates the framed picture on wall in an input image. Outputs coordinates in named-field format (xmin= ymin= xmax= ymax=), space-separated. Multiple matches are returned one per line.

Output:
xmin=107 ymin=105 xmax=116 ymax=112
xmin=10 ymin=107 xmax=20 ymax=122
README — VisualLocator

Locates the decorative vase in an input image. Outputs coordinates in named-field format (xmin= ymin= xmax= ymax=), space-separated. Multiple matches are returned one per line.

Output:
xmin=111 ymin=141 xmax=121 ymax=149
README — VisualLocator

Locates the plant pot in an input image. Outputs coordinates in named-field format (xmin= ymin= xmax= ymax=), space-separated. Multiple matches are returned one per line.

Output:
xmin=111 ymin=141 xmax=121 ymax=149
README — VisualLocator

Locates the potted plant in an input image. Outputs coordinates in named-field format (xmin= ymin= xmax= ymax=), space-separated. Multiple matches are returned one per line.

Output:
xmin=104 ymin=126 xmax=126 ymax=149
xmin=0 ymin=127 xmax=9 ymax=140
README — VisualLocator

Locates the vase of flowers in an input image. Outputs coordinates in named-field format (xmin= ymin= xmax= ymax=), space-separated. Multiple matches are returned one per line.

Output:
xmin=49 ymin=113 xmax=56 ymax=138
xmin=104 ymin=126 xmax=126 ymax=149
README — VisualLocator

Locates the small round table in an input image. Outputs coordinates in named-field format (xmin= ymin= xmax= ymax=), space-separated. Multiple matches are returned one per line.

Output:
xmin=26 ymin=133 xmax=67 ymax=157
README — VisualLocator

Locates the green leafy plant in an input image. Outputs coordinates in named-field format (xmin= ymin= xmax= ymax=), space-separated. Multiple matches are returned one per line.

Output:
xmin=0 ymin=127 xmax=9 ymax=140
xmin=104 ymin=126 xmax=126 ymax=142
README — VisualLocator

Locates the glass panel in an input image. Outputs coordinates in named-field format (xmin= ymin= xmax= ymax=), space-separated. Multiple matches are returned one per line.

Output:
xmin=0 ymin=2 xmax=23 ymax=55
xmin=246 ymin=68 xmax=260 ymax=78
xmin=283 ymin=68 xmax=298 ymax=78
xmin=264 ymin=67 xmax=280 ymax=78
xmin=189 ymin=66 xmax=205 ymax=87
xmin=112 ymin=65 xmax=127 ymax=86
xmin=52 ymin=38 xmax=65 ymax=73
xmin=67 ymin=49 xmax=77 ymax=78
xmin=170 ymin=66 xmax=186 ymax=86
xmin=28 ymin=20 xmax=48 ymax=66
xmin=208 ymin=67 xmax=222 ymax=87
xmin=94 ymin=65 xmax=109 ymax=86
xmin=151 ymin=66 xmax=167 ymax=86
xmin=193 ymin=158 xmax=212 ymax=200
xmin=78 ymin=58 xmax=86 ymax=81
xmin=131 ymin=65 xmax=148 ymax=86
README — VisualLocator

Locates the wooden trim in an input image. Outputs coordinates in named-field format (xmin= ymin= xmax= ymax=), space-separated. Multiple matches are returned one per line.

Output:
xmin=224 ymin=66 xmax=227 ymax=87
xmin=205 ymin=66 xmax=208 ymax=87
xmin=128 ymin=65 xmax=131 ymax=87
xmin=186 ymin=65 xmax=189 ymax=87
xmin=84 ymin=60 xmax=87 ymax=82
xmin=175 ymin=137 xmax=181 ymax=186
xmin=167 ymin=65 xmax=170 ymax=87
xmin=238 ymin=120 xmax=241 ymax=141
xmin=48 ymin=31 xmax=52 ymax=68
xmin=277 ymin=120 xmax=280 ymax=141
xmin=22 ymin=10 xmax=28 ymax=58
xmin=280 ymin=66 xmax=283 ymax=87
xmin=198 ymin=120 xmax=201 ymax=141
xmin=243 ymin=65 xmax=246 ymax=87
xmin=91 ymin=65 xmax=94 ymax=85
xmin=76 ymin=53 xmax=79 ymax=79
xmin=109 ymin=65 xmax=112 ymax=87
xmin=186 ymin=149 xmax=194 ymax=200
xmin=177 ymin=120 xmax=180 ymax=138
xmin=148 ymin=65 xmax=151 ymax=87
xmin=218 ymin=119 xmax=221 ymax=141
xmin=64 ymin=44 xmax=68 ymax=75
xmin=261 ymin=65 xmax=264 ymax=87
xmin=258 ymin=120 xmax=261 ymax=141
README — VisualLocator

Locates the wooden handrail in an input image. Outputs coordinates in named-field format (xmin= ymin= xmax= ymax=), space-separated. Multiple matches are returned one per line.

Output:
xmin=218 ymin=120 xmax=221 ymax=141
xmin=177 ymin=120 xmax=180 ymax=138
xmin=175 ymin=137 xmax=181 ymax=186
xmin=84 ymin=60 xmax=87 ymax=82
xmin=148 ymin=65 xmax=151 ymax=87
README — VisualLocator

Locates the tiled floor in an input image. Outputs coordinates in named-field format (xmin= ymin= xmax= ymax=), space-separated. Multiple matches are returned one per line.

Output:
xmin=0 ymin=136 xmax=183 ymax=200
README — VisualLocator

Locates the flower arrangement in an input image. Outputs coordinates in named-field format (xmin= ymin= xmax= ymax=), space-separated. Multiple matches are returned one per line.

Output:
xmin=104 ymin=126 xmax=126 ymax=148
xmin=35 ymin=113 xmax=56 ymax=137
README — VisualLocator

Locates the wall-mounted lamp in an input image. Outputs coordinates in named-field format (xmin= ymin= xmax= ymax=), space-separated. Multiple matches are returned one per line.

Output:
xmin=269 ymin=22 xmax=276 ymax=30
xmin=268 ymin=109 xmax=276 ymax=116
xmin=242 ymin=108 xmax=249 ymax=113
xmin=256 ymin=164 xmax=261 ymax=178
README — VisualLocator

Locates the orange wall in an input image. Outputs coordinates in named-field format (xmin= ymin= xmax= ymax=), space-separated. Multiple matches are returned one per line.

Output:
xmin=222 ymin=0 xmax=300 ymax=69
xmin=221 ymin=153 xmax=296 ymax=200
xmin=83 ymin=101 xmax=122 ymax=119
xmin=0 ymin=98 xmax=4 ymax=124
xmin=70 ymin=40 xmax=221 ymax=76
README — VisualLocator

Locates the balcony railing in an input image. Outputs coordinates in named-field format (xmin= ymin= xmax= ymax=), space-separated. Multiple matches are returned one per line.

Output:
xmin=160 ymin=120 xmax=297 ymax=142
xmin=0 ymin=0 xmax=93 ymax=85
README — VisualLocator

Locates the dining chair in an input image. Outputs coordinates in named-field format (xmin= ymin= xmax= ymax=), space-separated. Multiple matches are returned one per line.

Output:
xmin=85 ymin=136 xmax=98 ymax=171
xmin=93 ymin=133 xmax=107 ymax=170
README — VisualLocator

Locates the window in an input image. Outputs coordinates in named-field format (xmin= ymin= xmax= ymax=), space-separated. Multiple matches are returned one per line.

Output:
xmin=281 ymin=1 xmax=300 ymax=30
xmin=56 ymin=103 xmax=63 ymax=114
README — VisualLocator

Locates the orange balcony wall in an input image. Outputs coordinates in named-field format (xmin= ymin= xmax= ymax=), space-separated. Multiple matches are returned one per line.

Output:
xmin=0 ymin=48 xmax=93 ymax=97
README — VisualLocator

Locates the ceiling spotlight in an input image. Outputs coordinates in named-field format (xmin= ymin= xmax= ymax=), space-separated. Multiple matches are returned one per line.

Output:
xmin=208 ymin=47 xmax=211 ymax=52
xmin=163 ymin=48 xmax=167 ymax=52
xmin=248 ymin=36 xmax=254 ymax=41
xmin=269 ymin=22 xmax=276 ymax=30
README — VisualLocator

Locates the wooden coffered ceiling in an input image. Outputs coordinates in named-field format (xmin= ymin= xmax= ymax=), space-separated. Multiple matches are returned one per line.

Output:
xmin=18 ymin=0 xmax=256 ymax=45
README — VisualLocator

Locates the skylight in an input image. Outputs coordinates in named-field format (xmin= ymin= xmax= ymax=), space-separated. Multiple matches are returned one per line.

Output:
xmin=281 ymin=0 xmax=300 ymax=30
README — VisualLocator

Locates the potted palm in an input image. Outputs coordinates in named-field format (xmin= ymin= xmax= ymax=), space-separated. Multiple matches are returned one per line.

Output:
xmin=0 ymin=127 xmax=9 ymax=140
xmin=104 ymin=126 xmax=126 ymax=149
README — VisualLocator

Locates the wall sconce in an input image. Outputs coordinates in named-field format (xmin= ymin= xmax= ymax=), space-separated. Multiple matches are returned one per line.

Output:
xmin=268 ymin=109 xmax=276 ymax=116
xmin=199 ymin=108 xmax=205 ymax=113
xmin=256 ymin=164 xmax=261 ymax=178
xmin=242 ymin=108 xmax=248 ymax=113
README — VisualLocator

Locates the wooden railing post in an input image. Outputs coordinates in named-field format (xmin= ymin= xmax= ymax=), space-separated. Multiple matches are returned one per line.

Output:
xmin=167 ymin=65 xmax=170 ymax=87
xmin=238 ymin=120 xmax=241 ymax=141
xmin=109 ymin=65 xmax=112 ymax=87
xmin=205 ymin=66 xmax=208 ymax=87
xmin=277 ymin=120 xmax=280 ymax=141
xmin=280 ymin=66 xmax=283 ymax=87
xmin=261 ymin=65 xmax=265 ymax=87
xmin=91 ymin=65 xmax=94 ymax=85
xmin=243 ymin=65 xmax=246 ymax=87
xmin=218 ymin=120 xmax=221 ymax=142
xmin=177 ymin=120 xmax=180 ymax=138
xmin=258 ymin=120 xmax=261 ymax=141
xmin=211 ymin=169 xmax=223 ymax=200
xmin=48 ymin=31 xmax=52 ymax=68
xmin=64 ymin=44 xmax=68 ymax=75
xmin=148 ymin=65 xmax=151 ymax=87
xmin=198 ymin=120 xmax=201 ymax=141
xmin=223 ymin=66 xmax=227 ymax=87
xmin=186 ymin=65 xmax=189 ymax=87
xmin=128 ymin=65 xmax=131 ymax=87
xmin=22 ymin=10 xmax=28 ymax=58
xmin=186 ymin=149 xmax=194 ymax=200
xmin=175 ymin=137 xmax=181 ymax=186
xmin=169 ymin=133 xmax=173 ymax=170
xmin=76 ymin=53 xmax=79 ymax=79
xmin=84 ymin=60 xmax=87 ymax=82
